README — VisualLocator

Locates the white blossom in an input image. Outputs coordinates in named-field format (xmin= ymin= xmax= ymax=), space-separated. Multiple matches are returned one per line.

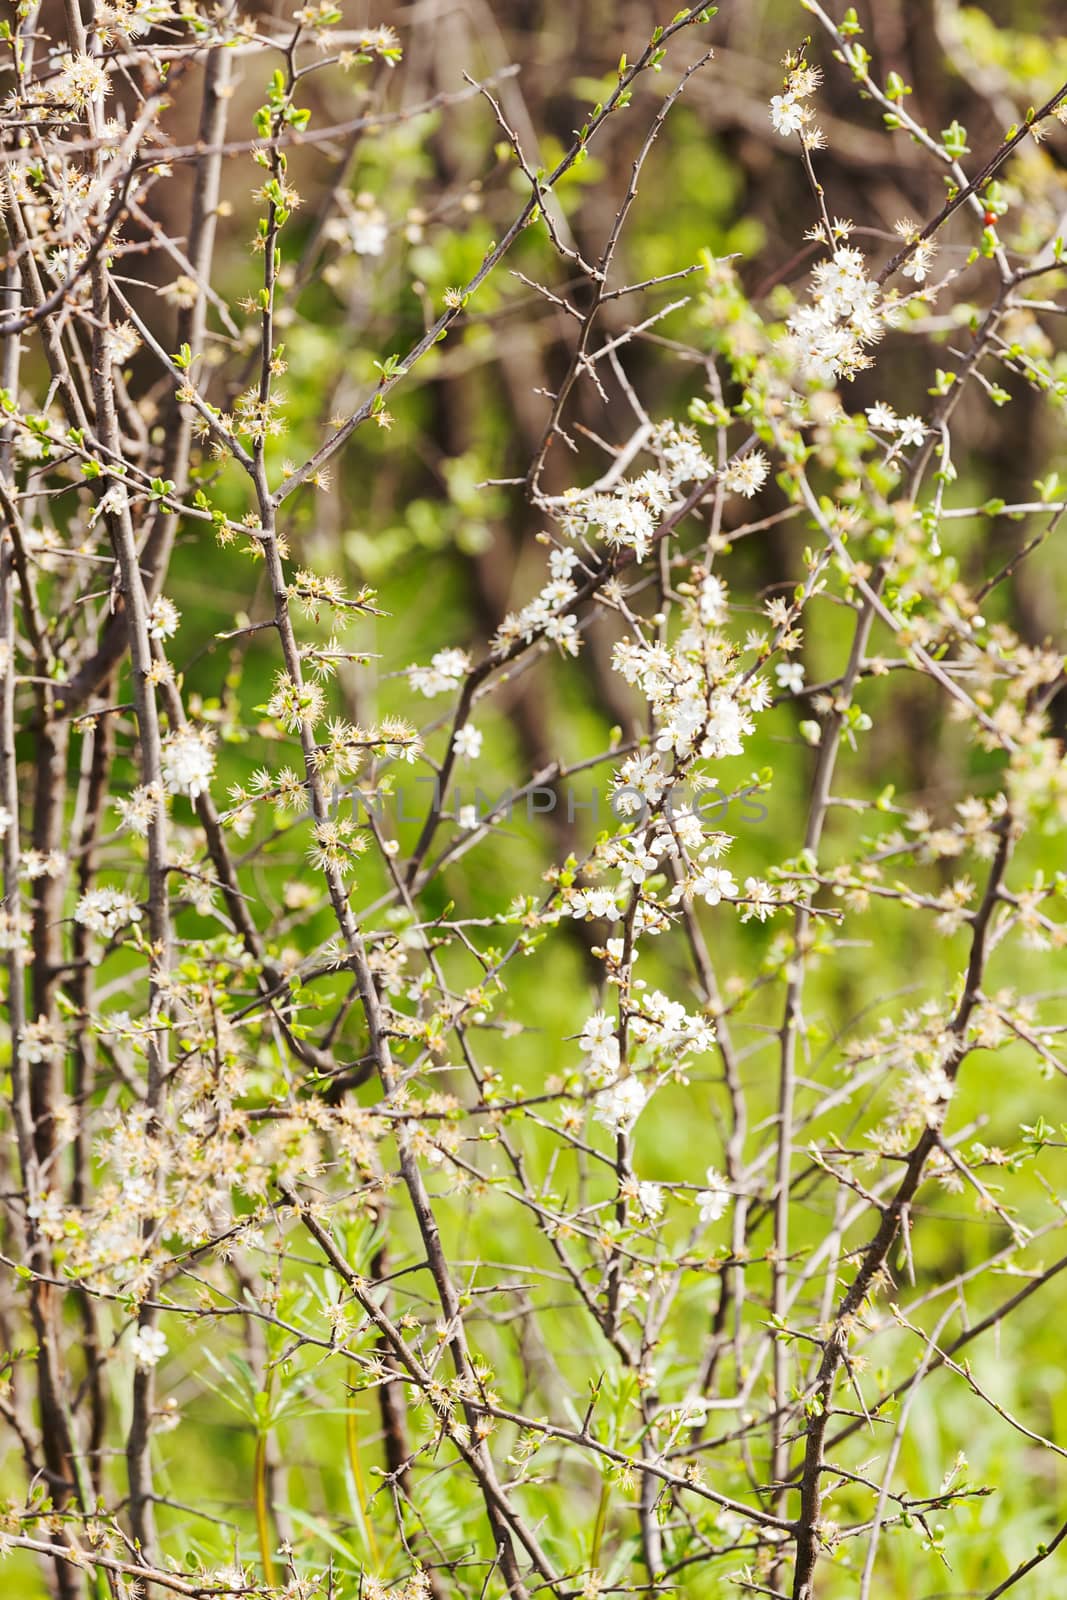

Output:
xmin=594 ymin=1076 xmax=649 ymax=1133
xmin=545 ymin=612 xmax=581 ymax=655
xmin=106 ymin=321 xmax=141 ymax=364
xmin=114 ymin=783 xmax=162 ymax=836
xmin=454 ymin=723 xmax=482 ymax=760
xmin=408 ymin=648 xmax=471 ymax=697
xmin=696 ymin=1167 xmax=730 ymax=1224
xmin=148 ymin=596 xmax=181 ymax=640
xmin=770 ymin=94 xmax=805 ymax=136
xmin=349 ymin=192 xmax=388 ymax=255
xmin=703 ymin=693 xmax=751 ymax=759
xmin=74 ymin=887 xmax=143 ymax=937
xmin=677 ymin=1396 xmax=710 ymax=1429
xmin=567 ymin=888 xmax=622 ymax=921
xmin=740 ymin=876 xmax=778 ymax=923
xmin=698 ymin=576 xmax=729 ymax=627
xmin=786 ymin=241 xmax=885 ymax=383
xmin=131 ymin=1324 xmax=168 ymax=1369
xmin=897 ymin=414 xmax=927 ymax=448
xmin=692 ymin=865 xmax=738 ymax=907
xmin=162 ymin=728 xmax=215 ymax=800
xmin=21 ymin=1016 xmax=65 ymax=1066
xmin=866 ymin=402 xmax=898 ymax=433
xmin=724 ymin=451 xmax=770 ymax=497
xmin=56 ymin=52 xmax=109 ymax=107
xmin=21 ymin=849 xmax=66 ymax=879
xmin=579 ymin=1011 xmax=620 ymax=1077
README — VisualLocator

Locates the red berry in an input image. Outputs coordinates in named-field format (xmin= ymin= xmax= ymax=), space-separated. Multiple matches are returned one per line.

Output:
xmin=983 ymin=210 xmax=997 ymax=226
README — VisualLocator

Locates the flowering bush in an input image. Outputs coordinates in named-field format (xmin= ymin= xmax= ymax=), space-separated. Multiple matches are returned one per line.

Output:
xmin=2 ymin=2 xmax=1067 ymax=1597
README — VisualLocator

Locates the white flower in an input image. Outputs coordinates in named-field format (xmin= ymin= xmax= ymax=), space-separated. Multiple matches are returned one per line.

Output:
xmin=723 ymin=450 xmax=770 ymax=497
xmin=579 ymin=1012 xmax=620 ymax=1077
xmin=580 ymin=1011 xmax=616 ymax=1048
xmin=568 ymin=481 xmax=662 ymax=561
xmin=161 ymin=275 xmax=199 ymax=310
xmin=161 ymin=728 xmax=215 ymax=800
xmin=612 ymin=838 xmax=658 ymax=886
xmin=631 ymin=468 xmax=673 ymax=509
xmin=787 ymin=243 xmax=884 ymax=383
xmin=660 ymin=806 xmax=705 ymax=854
xmin=696 ymin=1166 xmax=730 ymax=1224
xmin=213 ymin=1568 xmax=250 ymax=1594
xmin=637 ymin=1181 xmax=664 ymax=1219
xmin=131 ymin=1324 xmax=167 ymax=1369
xmin=74 ymin=887 xmax=142 ymax=937
xmin=87 ymin=483 xmax=129 ymax=530
xmin=97 ymin=0 xmax=173 ymax=36
xmin=893 ymin=1064 xmax=955 ymax=1129
xmin=350 ymin=192 xmax=387 ymax=255
xmin=770 ymin=94 xmax=804 ymax=136
xmin=408 ymin=647 xmax=471 ymax=698
xmin=21 ymin=849 xmax=66 ymax=879
xmin=594 ymin=1077 xmax=649 ymax=1133
xmin=897 ymin=414 xmax=927 ymax=448
xmin=114 ymin=783 xmax=161 ymax=836
xmin=692 ymin=866 xmax=737 ymax=907
xmin=57 ymin=52 xmax=109 ymax=108
xmin=26 ymin=1189 xmax=66 ymax=1239
xmin=352 ymin=215 xmax=387 ymax=255
xmin=0 ymin=806 xmax=12 ymax=837
xmin=147 ymin=596 xmax=180 ymax=640
xmin=788 ymin=64 xmax=823 ymax=99
xmin=454 ymin=723 xmax=482 ymax=760
xmin=457 ymin=804 xmax=479 ymax=831
xmin=702 ymin=694 xmax=751 ymax=759
xmin=568 ymin=888 xmax=622 ymax=921
xmin=545 ymin=612 xmax=581 ymax=655
xmin=865 ymin=402 xmax=898 ymax=433
xmin=775 ymin=661 xmax=805 ymax=694
xmin=349 ymin=24 xmax=400 ymax=58
xmin=655 ymin=424 xmax=712 ymax=486
xmin=106 ymin=321 xmax=141 ymax=365
xmin=615 ymin=753 xmax=668 ymax=811
xmin=740 ymin=876 xmax=777 ymax=923
xmin=699 ymin=574 xmax=729 ymax=626
xmin=899 ymin=230 xmax=936 ymax=282
xmin=21 ymin=1017 xmax=65 ymax=1066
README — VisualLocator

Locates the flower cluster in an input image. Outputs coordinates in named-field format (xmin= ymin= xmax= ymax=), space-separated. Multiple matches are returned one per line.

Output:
xmin=787 ymin=234 xmax=889 ymax=383
xmin=407 ymin=646 xmax=472 ymax=696
xmin=769 ymin=54 xmax=823 ymax=144
xmin=161 ymin=728 xmax=216 ymax=800
xmin=74 ymin=887 xmax=143 ymax=937
xmin=492 ymin=544 xmax=583 ymax=655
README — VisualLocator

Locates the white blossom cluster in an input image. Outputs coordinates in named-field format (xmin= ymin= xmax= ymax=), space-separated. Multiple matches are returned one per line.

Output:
xmin=769 ymin=55 xmax=824 ymax=143
xmin=492 ymin=544 xmax=583 ymax=655
xmin=786 ymin=237 xmax=890 ymax=383
xmin=407 ymin=646 xmax=473 ymax=696
xmin=161 ymin=727 xmax=216 ymax=801
xmin=74 ymin=887 xmax=143 ymax=937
